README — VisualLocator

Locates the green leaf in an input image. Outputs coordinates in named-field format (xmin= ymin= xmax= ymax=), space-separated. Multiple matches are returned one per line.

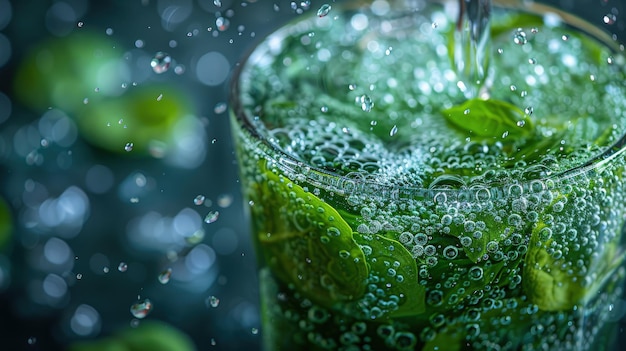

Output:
xmin=254 ymin=160 xmax=369 ymax=308
xmin=442 ymin=98 xmax=533 ymax=141
xmin=352 ymin=233 xmax=425 ymax=318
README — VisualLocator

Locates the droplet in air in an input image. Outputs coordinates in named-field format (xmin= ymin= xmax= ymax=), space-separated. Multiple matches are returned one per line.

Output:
xmin=216 ymin=17 xmax=230 ymax=31
xmin=603 ymin=14 xmax=616 ymax=25
xmin=205 ymin=211 xmax=220 ymax=224
xmin=194 ymin=195 xmax=206 ymax=205
xmin=389 ymin=125 xmax=398 ymax=137
xmin=214 ymin=102 xmax=227 ymax=114
xmin=130 ymin=299 xmax=153 ymax=319
xmin=124 ymin=142 xmax=134 ymax=152
xmin=524 ymin=106 xmax=534 ymax=115
xmin=118 ymin=262 xmax=128 ymax=272
xmin=513 ymin=30 xmax=527 ymax=45
xmin=158 ymin=268 xmax=172 ymax=284
xmin=359 ymin=94 xmax=374 ymax=112
xmin=208 ymin=295 xmax=220 ymax=307
xmin=317 ymin=4 xmax=331 ymax=17
xmin=150 ymin=52 xmax=172 ymax=74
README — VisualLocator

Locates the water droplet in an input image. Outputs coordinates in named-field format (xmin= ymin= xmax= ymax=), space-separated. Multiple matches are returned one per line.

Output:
xmin=204 ymin=211 xmax=220 ymax=224
xmin=320 ymin=106 xmax=328 ymax=113
xmin=27 ymin=337 xmax=37 ymax=345
xmin=77 ymin=21 xmax=84 ymax=28
xmin=213 ymin=0 xmax=222 ymax=7
xmin=528 ymin=58 xmax=537 ymax=64
xmin=158 ymin=268 xmax=172 ymax=284
xmin=432 ymin=22 xmax=438 ymax=29
xmin=348 ymin=84 xmax=357 ymax=91
xmin=150 ymin=52 xmax=172 ymax=74
xmin=216 ymin=17 xmax=230 ymax=31
xmin=317 ymin=4 xmax=331 ymax=17
xmin=360 ymin=94 xmax=374 ymax=112
xmin=513 ymin=30 xmax=527 ymax=45
xmin=389 ymin=125 xmax=398 ymax=137
xmin=214 ymin=102 xmax=227 ymax=114
xmin=208 ymin=295 xmax=220 ymax=307
xmin=524 ymin=106 xmax=533 ymax=115
xmin=76 ymin=273 xmax=83 ymax=280
xmin=251 ymin=327 xmax=259 ymax=335
xmin=124 ymin=142 xmax=134 ymax=152
xmin=516 ymin=120 xmax=526 ymax=127
xmin=603 ymin=14 xmax=616 ymax=25
xmin=105 ymin=28 xmax=114 ymax=35
xmin=118 ymin=262 xmax=128 ymax=272
xmin=130 ymin=299 xmax=153 ymax=319
xmin=561 ymin=34 xmax=570 ymax=41
xmin=103 ymin=266 xmax=110 ymax=273
xmin=194 ymin=195 xmax=206 ymax=205
xmin=156 ymin=93 xmax=163 ymax=101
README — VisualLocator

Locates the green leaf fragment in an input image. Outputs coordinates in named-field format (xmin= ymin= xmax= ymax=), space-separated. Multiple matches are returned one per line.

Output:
xmin=255 ymin=161 xmax=368 ymax=307
xmin=353 ymin=233 xmax=425 ymax=318
xmin=442 ymin=98 xmax=533 ymax=141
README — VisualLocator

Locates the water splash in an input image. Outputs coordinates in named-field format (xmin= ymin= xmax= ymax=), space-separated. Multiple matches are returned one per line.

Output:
xmin=454 ymin=0 xmax=492 ymax=98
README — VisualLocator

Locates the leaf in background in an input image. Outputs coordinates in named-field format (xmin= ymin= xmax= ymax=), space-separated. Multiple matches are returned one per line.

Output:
xmin=442 ymin=98 xmax=533 ymax=141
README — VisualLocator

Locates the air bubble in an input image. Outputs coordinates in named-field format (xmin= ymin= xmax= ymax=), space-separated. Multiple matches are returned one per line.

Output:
xmin=124 ymin=142 xmax=134 ymax=152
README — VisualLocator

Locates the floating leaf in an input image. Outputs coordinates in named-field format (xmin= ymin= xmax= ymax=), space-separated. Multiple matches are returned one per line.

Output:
xmin=441 ymin=98 xmax=533 ymax=140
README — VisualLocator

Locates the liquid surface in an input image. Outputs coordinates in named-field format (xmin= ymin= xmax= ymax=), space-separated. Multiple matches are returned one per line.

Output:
xmin=239 ymin=3 xmax=626 ymax=189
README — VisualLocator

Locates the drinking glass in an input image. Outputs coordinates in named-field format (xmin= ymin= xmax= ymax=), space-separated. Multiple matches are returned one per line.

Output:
xmin=230 ymin=0 xmax=626 ymax=349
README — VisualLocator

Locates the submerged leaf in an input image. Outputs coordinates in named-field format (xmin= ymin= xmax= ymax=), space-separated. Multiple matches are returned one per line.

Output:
xmin=442 ymin=98 xmax=533 ymax=140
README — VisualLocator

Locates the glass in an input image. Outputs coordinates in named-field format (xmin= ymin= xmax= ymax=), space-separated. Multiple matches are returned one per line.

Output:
xmin=230 ymin=0 xmax=626 ymax=350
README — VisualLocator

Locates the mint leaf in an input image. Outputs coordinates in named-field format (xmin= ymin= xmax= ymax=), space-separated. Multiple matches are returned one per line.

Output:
xmin=253 ymin=160 xmax=369 ymax=307
xmin=442 ymin=98 xmax=533 ymax=140
xmin=352 ymin=233 xmax=425 ymax=318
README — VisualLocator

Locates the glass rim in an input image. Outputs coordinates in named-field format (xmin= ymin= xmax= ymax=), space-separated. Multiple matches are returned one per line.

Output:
xmin=229 ymin=0 xmax=626 ymax=202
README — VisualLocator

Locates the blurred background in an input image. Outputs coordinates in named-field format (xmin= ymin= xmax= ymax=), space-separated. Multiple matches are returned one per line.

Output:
xmin=1 ymin=0 xmax=625 ymax=351
xmin=0 ymin=0 xmax=311 ymax=350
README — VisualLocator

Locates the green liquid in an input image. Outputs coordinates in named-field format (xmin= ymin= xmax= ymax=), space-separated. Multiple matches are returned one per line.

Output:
xmin=231 ymin=2 xmax=626 ymax=350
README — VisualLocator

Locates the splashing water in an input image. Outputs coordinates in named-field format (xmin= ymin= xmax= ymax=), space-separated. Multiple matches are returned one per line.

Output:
xmin=454 ymin=0 xmax=491 ymax=98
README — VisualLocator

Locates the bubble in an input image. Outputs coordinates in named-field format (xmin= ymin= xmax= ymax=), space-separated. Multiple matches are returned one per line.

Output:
xmin=158 ymin=268 xmax=172 ymax=284
xmin=27 ymin=337 xmax=37 ymax=345
xmin=124 ymin=142 xmax=134 ymax=152
xmin=130 ymin=299 xmax=153 ymax=319
xmin=213 ymin=0 xmax=222 ymax=6
xmin=317 ymin=4 xmax=331 ymax=17
xmin=204 ymin=210 xmax=220 ymax=224
xmin=443 ymin=245 xmax=459 ymax=259
xmin=468 ymin=266 xmax=483 ymax=280
xmin=151 ymin=52 xmax=172 ymax=74
xmin=118 ymin=262 xmax=128 ymax=272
